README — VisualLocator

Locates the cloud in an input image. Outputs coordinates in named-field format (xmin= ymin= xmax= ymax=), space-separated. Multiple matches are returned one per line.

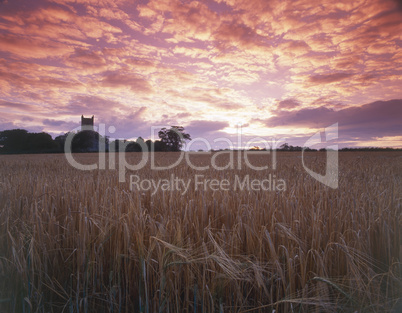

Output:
xmin=124 ymin=58 xmax=158 ymax=75
xmin=65 ymin=48 xmax=106 ymax=69
xmin=100 ymin=71 xmax=153 ymax=93
xmin=261 ymin=106 xmax=333 ymax=128
xmin=106 ymin=107 xmax=152 ymax=140
xmin=0 ymin=0 xmax=401 ymax=147
xmin=42 ymin=119 xmax=65 ymax=126
xmin=0 ymin=70 xmax=82 ymax=94
xmin=65 ymin=95 xmax=125 ymax=116
xmin=213 ymin=20 xmax=266 ymax=50
xmin=42 ymin=119 xmax=77 ymax=131
xmin=259 ymin=99 xmax=402 ymax=140
xmin=140 ymin=0 xmax=221 ymax=41
xmin=186 ymin=120 xmax=229 ymax=138
xmin=277 ymin=98 xmax=300 ymax=110
xmin=0 ymin=3 xmax=123 ymax=60
xmin=0 ymin=99 xmax=39 ymax=111
xmin=308 ymin=72 xmax=354 ymax=84
xmin=279 ymin=40 xmax=311 ymax=56
xmin=0 ymin=33 xmax=74 ymax=59
xmin=33 ymin=94 xmax=152 ymax=138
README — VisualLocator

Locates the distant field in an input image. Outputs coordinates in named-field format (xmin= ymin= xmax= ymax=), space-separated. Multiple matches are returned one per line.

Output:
xmin=0 ymin=152 xmax=401 ymax=312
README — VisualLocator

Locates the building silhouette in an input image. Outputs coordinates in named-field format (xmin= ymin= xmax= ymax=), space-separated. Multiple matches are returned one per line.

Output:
xmin=81 ymin=115 xmax=94 ymax=131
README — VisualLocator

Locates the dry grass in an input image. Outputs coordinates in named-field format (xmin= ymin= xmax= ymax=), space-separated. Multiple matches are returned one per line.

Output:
xmin=0 ymin=151 xmax=401 ymax=312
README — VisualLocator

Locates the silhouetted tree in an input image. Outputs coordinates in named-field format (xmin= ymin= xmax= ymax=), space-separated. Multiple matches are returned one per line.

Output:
xmin=0 ymin=129 xmax=29 ymax=152
xmin=145 ymin=139 xmax=152 ymax=151
xmin=158 ymin=126 xmax=191 ymax=151
xmin=71 ymin=130 xmax=101 ymax=152
xmin=154 ymin=140 xmax=165 ymax=151
xmin=143 ymin=139 xmax=165 ymax=152
xmin=55 ymin=133 xmax=70 ymax=152
xmin=0 ymin=129 xmax=57 ymax=153
xmin=136 ymin=137 xmax=146 ymax=150
xmin=27 ymin=132 xmax=58 ymax=152
xmin=126 ymin=141 xmax=141 ymax=152
xmin=109 ymin=139 xmax=124 ymax=152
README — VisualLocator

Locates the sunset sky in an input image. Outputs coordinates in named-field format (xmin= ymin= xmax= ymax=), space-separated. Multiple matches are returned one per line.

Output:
xmin=0 ymin=0 xmax=401 ymax=148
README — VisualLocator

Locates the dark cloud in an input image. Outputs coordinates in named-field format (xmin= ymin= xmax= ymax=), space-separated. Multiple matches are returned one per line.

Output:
xmin=263 ymin=106 xmax=333 ymax=128
xmin=42 ymin=119 xmax=65 ymax=126
xmin=39 ymin=77 xmax=81 ymax=88
xmin=187 ymin=120 xmax=229 ymax=137
xmin=277 ymin=98 xmax=300 ymax=110
xmin=65 ymin=48 xmax=106 ymax=69
xmin=309 ymin=72 xmax=354 ymax=84
xmin=42 ymin=119 xmax=78 ymax=132
xmin=176 ymin=112 xmax=191 ymax=118
xmin=259 ymin=99 xmax=402 ymax=140
xmin=214 ymin=20 xmax=266 ymax=50
xmin=281 ymin=40 xmax=311 ymax=55
xmin=0 ymin=99 xmax=37 ymax=111
xmin=0 ymin=121 xmax=16 ymax=131
xmin=394 ymin=0 xmax=402 ymax=11
xmin=125 ymin=58 xmax=156 ymax=69
xmin=336 ymin=99 xmax=402 ymax=138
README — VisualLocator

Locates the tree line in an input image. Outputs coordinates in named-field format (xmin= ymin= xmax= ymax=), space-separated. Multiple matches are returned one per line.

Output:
xmin=0 ymin=128 xmax=400 ymax=154
xmin=0 ymin=127 xmax=191 ymax=154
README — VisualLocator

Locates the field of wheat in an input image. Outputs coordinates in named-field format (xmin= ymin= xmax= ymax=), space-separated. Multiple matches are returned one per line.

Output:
xmin=0 ymin=151 xmax=401 ymax=312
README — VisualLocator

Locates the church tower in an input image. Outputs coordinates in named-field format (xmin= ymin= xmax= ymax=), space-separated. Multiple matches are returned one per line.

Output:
xmin=81 ymin=115 xmax=94 ymax=131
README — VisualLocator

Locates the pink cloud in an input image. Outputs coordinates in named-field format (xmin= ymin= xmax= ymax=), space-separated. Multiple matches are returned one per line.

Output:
xmin=100 ymin=71 xmax=153 ymax=93
xmin=258 ymin=99 xmax=402 ymax=141
xmin=0 ymin=99 xmax=40 ymax=112
xmin=308 ymin=72 xmax=354 ymax=84
xmin=213 ymin=20 xmax=266 ymax=50
xmin=186 ymin=120 xmax=229 ymax=137
xmin=65 ymin=48 xmax=107 ymax=69
xmin=277 ymin=99 xmax=300 ymax=110
xmin=0 ymin=0 xmax=400 ymax=147
xmin=0 ymin=33 xmax=74 ymax=59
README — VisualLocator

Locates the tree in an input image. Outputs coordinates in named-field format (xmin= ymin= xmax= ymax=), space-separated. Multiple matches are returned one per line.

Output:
xmin=126 ymin=141 xmax=141 ymax=152
xmin=27 ymin=132 xmax=58 ymax=151
xmin=144 ymin=139 xmax=165 ymax=152
xmin=71 ymin=130 xmax=101 ymax=152
xmin=126 ymin=137 xmax=146 ymax=152
xmin=0 ymin=129 xmax=29 ymax=152
xmin=0 ymin=129 xmax=57 ymax=153
xmin=158 ymin=126 xmax=191 ymax=152
xmin=55 ymin=133 xmax=70 ymax=152
xmin=154 ymin=140 xmax=165 ymax=152
xmin=136 ymin=137 xmax=146 ymax=151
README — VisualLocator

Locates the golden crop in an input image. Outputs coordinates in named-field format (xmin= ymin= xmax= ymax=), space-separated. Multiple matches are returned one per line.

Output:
xmin=0 ymin=152 xmax=401 ymax=312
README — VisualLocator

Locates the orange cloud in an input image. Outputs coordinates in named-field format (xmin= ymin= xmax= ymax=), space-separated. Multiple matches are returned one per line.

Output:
xmin=0 ymin=34 xmax=74 ymax=58
xmin=0 ymin=0 xmax=400 ymax=147
xmin=100 ymin=71 xmax=153 ymax=93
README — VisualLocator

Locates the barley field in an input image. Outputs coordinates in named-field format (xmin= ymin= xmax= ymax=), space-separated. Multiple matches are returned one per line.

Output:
xmin=0 ymin=152 xmax=401 ymax=312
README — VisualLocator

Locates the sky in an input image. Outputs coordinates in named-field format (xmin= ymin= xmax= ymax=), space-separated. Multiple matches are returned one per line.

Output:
xmin=0 ymin=0 xmax=401 ymax=149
